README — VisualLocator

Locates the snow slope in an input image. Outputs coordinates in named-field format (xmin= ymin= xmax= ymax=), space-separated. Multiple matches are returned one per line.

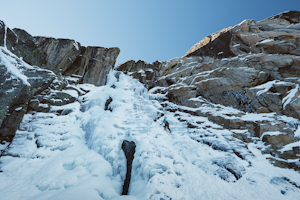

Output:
xmin=1 ymin=70 xmax=300 ymax=200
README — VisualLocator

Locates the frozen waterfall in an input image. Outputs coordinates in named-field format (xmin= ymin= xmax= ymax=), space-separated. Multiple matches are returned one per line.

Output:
xmin=1 ymin=70 xmax=300 ymax=200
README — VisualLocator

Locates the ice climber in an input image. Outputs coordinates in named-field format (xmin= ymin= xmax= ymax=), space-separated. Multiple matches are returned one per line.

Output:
xmin=162 ymin=116 xmax=172 ymax=133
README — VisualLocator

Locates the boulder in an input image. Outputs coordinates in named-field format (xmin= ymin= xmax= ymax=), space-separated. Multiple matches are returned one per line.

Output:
xmin=262 ymin=132 xmax=297 ymax=149
xmin=166 ymin=85 xmax=197 ymax=106
xmin=49 ymin=75 xmax=69 ymax=91
xmin=35 ymin=90 xmax=77 ymax=106
xmin=268 ymin=158 xmax=300 ymax=171
xmin=28 ymin=99 xmax=40 ymax=111
xmin=80 ymin=46 xmax=120 ymax=86
xmin=280 ymin=146 xmax=300 ymax=159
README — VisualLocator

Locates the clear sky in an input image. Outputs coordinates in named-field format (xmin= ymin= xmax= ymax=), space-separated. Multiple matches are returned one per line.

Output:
xmin=0 ymin=0 xmax=299 ymax=65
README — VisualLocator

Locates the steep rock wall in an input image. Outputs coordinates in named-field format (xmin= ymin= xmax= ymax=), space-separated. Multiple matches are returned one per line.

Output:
xmin=0 ymin=20 xmax=119 ymax=142
xmin=117 ymin=11 xmax=300 ymax=170
xmin=0 ymin=21 xmax=120 ymax=86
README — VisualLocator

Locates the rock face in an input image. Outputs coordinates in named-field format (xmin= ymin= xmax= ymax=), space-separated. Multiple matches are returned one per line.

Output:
xmin=118 ymin=11 xmax=300 ymax=171
xmin=34 ymin=37 xmax=120 ymax=86
xmin=183 ymin=11 xmax=300 ymax=58
xmin=0 ymin=20 xmax=120 ymax=86
xmin=118 ymin=60 xmax=165 ymax=89
xmin=0 ymin=65 xmax=30 ymax=141
xmin=119 ymin=11 xmax=300 ymax=119
xmin=0 ymin=20 xmax=119 ymax=142
xmin=0 ymin=47 xmax=56 ymax=142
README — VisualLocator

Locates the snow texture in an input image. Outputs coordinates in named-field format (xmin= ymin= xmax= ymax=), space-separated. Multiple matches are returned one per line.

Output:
xmin=283 ymin=84 xmax=299 ymax=109
xmin=1 ymin=70 xmax=300 ymax=200
xmin=0 ymin=47 xmax=30 ymax=85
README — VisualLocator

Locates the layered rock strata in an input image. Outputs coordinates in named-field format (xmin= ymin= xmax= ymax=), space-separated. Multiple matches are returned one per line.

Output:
xmin=117 ymin=11 xmax=300 ymax=171
xmin=0 ymin=21 xmax=120 ymax=86
xmin=183 ymin=11 xmax=300 ymax=58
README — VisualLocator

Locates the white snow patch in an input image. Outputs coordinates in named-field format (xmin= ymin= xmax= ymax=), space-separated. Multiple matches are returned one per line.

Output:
xmin=38 ymin=103 xmax=49 ymax=108
xmin=241 ymin=112 xmax=276 ymax=121
xmin=72 ymin=41 xmax=79 ymax=51
xmin=0 ymin=142 xmax=9 ymax=152
xmin=283 ymin=84 xmax=299 ymax=108
xmin=280 ymin=141 xmax=300 ymax=153
xmin=260 ymin=131 xmax=285 ymax=140
xmin=14 ymin=107 xmax=23 ymax=111
xmin=61 ymin=89 xmax=79 ymax=98
xmin=257 ymin=38 xmax=275 ymax=44
xmin=0 ymin=47 xmax=30 ymax=86
xmin=255 ymin=80 xmax=277 ymax=96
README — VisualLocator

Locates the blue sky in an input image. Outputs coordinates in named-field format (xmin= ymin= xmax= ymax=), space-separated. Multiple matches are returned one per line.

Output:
xmin=0 ymin=0 xmax=299 ymax=65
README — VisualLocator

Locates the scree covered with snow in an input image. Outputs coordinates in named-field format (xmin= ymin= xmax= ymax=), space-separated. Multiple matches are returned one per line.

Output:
xmin=1 ymin=70 xmax=300 ymax=200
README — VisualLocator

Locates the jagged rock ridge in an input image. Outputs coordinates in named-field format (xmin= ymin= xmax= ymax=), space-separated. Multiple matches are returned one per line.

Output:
xmin=117 ymin=10 xmax=300 ymax=171
xmin=0 ymin=21 xmax=120 ymax=86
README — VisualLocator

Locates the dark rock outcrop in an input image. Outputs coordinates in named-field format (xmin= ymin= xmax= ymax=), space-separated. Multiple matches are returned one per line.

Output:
xmin=183 ymin=28 xmax=236 ymax=59
xmin=105 ymin=97 xmax=113 ymax=112
xmin=121 ymin=140 xmax=136 ymax=195
xmin=0 ymin=46 xmax=56 ymax=142
xmin=0 ymin=64 xmax=31 ymax=141
xmin=34 ymin=37 xmax=81 ymax=74
xmin=117 ymin=60 xmax=165 ymax=89
xmin=35 ymin=90 xmax=77 ymax=106
xmin=10 ymin=29 xmax=46 ymax=67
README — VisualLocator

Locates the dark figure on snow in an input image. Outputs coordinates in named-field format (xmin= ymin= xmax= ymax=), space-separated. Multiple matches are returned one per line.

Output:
xmin=162 ymin=116 xmax=172 ymax=133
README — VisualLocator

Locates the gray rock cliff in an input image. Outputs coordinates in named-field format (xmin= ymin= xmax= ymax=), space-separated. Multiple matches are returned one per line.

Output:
xmin=117 ymin=11 xmax=300 ymax=171
xmin=0 ymin=20 xmax=120 ymax=142
xmin=0 ymin=21 xmax=120 ymax=86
